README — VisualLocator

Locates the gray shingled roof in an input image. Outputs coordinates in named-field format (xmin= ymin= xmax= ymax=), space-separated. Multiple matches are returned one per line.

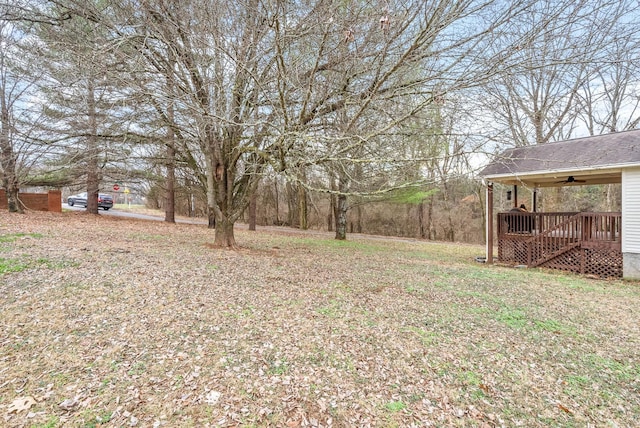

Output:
xmin=479 ymin=129 xmax=640 ymax=186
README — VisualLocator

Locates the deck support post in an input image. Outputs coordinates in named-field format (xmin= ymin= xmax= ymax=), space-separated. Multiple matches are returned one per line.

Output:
xmin=486 ymin=183 xmax=494 ymax=264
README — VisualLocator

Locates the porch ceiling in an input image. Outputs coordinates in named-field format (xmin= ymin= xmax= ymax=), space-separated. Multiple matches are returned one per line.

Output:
xmin=485 ymin=167 xmax=622 ymax=188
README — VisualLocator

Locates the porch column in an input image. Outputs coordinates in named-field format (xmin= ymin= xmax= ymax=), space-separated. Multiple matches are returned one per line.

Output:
xmin=486 ymin=183 xmax=493 ymax=264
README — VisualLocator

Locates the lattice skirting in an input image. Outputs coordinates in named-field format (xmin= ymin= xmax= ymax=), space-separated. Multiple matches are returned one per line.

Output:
xmin=499 ymin=239 xmax=565 ymax=265
xmin=498 ymin=238 xmax=531 ymax=265
xmin=540 ymin=247 xmax=622 ymax=278
xmin=498 ymin=240 xmax=622 ymax=278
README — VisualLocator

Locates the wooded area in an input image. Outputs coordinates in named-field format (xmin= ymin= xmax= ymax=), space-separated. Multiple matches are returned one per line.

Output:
xmin=1 ymin=1 xmax=638 ymax=246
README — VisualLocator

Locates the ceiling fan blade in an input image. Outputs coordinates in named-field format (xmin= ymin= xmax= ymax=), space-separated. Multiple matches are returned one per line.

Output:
xmin=555 ymin=176 xmax=586 ymax=184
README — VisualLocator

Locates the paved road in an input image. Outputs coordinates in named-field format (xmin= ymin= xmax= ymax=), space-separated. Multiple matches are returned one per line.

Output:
xmin=62 ymin=203 xmax=207 ymax=224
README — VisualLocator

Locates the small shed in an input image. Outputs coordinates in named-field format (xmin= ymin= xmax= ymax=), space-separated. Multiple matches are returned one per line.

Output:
xmin=479 ymin=129 xmax=640 ymax=279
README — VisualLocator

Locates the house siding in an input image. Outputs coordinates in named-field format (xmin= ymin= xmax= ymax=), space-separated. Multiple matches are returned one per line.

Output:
xmin=622 ymin=168 xmax=640 ymax=253
xmin=622 ymin=168 xmax=640 ymax=279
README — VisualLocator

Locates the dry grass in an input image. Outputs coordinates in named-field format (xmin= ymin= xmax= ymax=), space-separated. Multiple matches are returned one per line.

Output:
xmin=1 ymin=211 xmax=639 ymax=428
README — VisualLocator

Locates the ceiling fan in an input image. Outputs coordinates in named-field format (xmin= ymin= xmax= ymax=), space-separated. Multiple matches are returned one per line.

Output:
xmin=556 ymin=175 xmax=586 ymax=184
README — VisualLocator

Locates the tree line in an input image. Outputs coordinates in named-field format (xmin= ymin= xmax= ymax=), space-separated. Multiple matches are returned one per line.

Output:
xmin=1 ymin=0 xmax=638 ymax=246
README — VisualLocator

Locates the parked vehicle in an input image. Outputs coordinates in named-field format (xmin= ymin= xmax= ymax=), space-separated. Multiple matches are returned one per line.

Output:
xmin=67 ymin=192 xmax=114 ymax=210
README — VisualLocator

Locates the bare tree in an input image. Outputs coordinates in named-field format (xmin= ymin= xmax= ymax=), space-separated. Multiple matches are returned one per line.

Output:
xmin=271 ymin=0 xmax=552 ymax=240
xmin=81 ymin=0 xmax=274 ymax=246
xmin=0 ymin=18 xmax=22 ymax=212
xmin=0 ymin=16 xmax=48 ymax=212
xmin=576 ymin=33 xmax=640 ymax=134
xmin=30 ymin=6 xmax=133 ymax=214
xmin=483 ymin=0 xmax=638 ymax=147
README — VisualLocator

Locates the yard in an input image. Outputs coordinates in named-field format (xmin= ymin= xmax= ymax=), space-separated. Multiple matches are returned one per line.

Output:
xmin=1 ymin=211 xmax=639 ymax=427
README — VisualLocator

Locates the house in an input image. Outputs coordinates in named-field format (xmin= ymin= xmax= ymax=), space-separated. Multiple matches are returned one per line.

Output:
xmin=479 ymin=129 xmax=640 ymax=279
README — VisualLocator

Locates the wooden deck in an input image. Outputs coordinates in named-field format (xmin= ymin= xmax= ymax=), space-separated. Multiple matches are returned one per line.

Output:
xmin=497 ymin=212 xmax=622 ymax=278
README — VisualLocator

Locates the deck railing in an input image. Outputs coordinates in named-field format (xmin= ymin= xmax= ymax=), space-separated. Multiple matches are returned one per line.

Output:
xmin=497 ymin=212 xmax=622 ymax=278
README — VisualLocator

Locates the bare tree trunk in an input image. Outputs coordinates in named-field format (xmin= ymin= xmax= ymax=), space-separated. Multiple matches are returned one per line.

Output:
xmin=354 ymin=205 xmax=362 ymax=233
xmin=605 ymin=184 xmax=613 ymax=211
xmin=477 ymin=186 xmax=486 ymax=244
xmin=248 ymin=189 xmax=256 ymax=231
xmin=335 ymin=194 xmax=347 ymax=240
xmin=205 ymin=157 xmax=216 ymax=229
xmin=274 ymin=179 xmax=280 ymax=225
xmin=186 ymin=179 xmax=194 ymax=217
xmin=214 ymin=217 xmax=236 ymax=248
xmin=286 ymin=182 xmax=297 ymax=227
xmin=405 ymin=205 xmax=412 ymax=236
xmin=0 ymin=24 xmax=22 ymax=213
xmin=327 ymin=176 xmax=336 ymax=232
xmin=165 ymin=146 xmax=176 ymax=222
xmin=164 ymin=98 xmax=176 ymax=223
xmin=298 ymin=184 xmax=307 ymax=230
xmin=427 ymin=194 xmax=435 ymax=240
xmin=334 ymin=176 xmax=348 ymax=240
xmin=208 ymin=209 xmax=216 ymax=229
xmin=418 ymin=202 xmax=425 ymax=238
xmin=86 ymin=78 xmax=100 ymax=214
xmin=0 ymin=88 xmax=21 ymax=213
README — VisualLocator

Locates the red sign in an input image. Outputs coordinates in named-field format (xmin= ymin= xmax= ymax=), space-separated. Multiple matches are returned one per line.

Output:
xmin=113 ymin=184 xmax=120 ymax=191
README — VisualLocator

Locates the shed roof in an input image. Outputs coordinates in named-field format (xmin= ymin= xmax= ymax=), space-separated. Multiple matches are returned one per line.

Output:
xmin=479 ymin=129 xmax=640 ymax=187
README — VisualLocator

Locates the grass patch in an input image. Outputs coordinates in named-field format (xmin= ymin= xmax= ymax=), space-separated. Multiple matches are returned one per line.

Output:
xmin=564 ymin=374 xmax=592 ymax=397
xmin=384 ymin=400 xmax=407 ymax=412
xmin=496 ymin=307 xmax=577 ymax=335
xmin=127 ymin=361 xmax=146 ymax=376
xmin=294 ymin=236 xmax=389 ymax=254
xmin=0 ymin=257 xmax=31 ymax=274
xmin=266 ymin=357 xmax=289 ymax=375
xmin=496 ymin=307 xmax=528 ymax=329
xmin=585 ymin=354 xmax=640 ymax=382
xmin=30 ymin=416 xmax=59 ymax=428
xmin=316 ymin=300 xmax=343 ymax=318
xmin=0 ymin=232 xmax=43 ymax=243
xmin=533 ymin=318 xmax=575 ymax=335
xmin=0 ymin=256 xmax=78 ymax=275
xmin=403 ymin=326 xmax=438 ymax=346
xmin=0 ymin=231 xmax=75 ymax=275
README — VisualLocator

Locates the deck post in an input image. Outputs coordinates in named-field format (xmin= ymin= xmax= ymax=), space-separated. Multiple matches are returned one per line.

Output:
xmin=486 ymin=183 xmax=493 ymax=264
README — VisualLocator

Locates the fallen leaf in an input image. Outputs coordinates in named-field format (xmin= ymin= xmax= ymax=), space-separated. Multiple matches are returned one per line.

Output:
xmin=59 ymin=398 xmax=78 ymax=411
xmin=7 ymin=396 xmax=36 ymax=413
xmin=204 ymin=390 xmax=221 ymax=405
xmin=557 ymin=403 xmax=573 ymax=414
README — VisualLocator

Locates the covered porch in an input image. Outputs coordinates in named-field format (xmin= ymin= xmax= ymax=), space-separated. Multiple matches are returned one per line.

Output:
xmin=479 ymin=130 xmax=640 ymax=280
xmin=498 ymin=211 xmax=621 ymax=278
